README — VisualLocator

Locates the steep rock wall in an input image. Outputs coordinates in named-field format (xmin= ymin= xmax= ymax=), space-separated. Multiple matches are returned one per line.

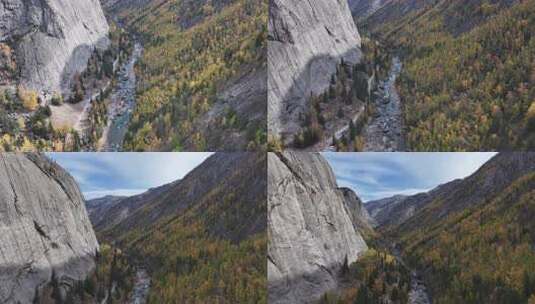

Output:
xmin=0 ymin=154 xmax=98 ymax=304
xmin=268 ymin=152 xmax=367 ymax=304
xmin=268 ymin=0 xmax=362 ymax=141
xmin=0 ymin=0 xmax=109 ymax=95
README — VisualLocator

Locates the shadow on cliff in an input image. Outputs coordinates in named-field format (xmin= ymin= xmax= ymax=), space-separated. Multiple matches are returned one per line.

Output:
xmin=59 ymin=36 xmax=110 ymax=96
xmin=267 ymin=256 xmax=351 ymax=304
xmin=268 ymin=47 xmax=362 ymax=144
xmin=0 ymin=252 xmax=97 ymax=303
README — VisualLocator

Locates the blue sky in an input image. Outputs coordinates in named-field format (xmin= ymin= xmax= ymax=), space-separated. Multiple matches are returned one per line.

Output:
xmin=323 ymin=153 xmax=496 ymax=202
xmin=48 ymin=153 xmax=213 ymax=200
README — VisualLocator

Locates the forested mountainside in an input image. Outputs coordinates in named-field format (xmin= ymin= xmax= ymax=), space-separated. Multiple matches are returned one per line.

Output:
xmin=87 ymin=153 xmax=267 ymax=302
xmin=0 ymin=154 xmax=98 ymax=303
xmin=369 ymin=153 xmax=535 ymax=303
xmin=360 ymin=0 xmax=535 ymax=150
xmin=104 ymin=0 xmax=267 ymax=151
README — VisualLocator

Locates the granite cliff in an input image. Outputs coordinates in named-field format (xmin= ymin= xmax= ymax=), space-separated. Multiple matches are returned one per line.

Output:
xmin=0 ymin=154 xmax=98 ymax=303
xmin=0 ymin=0 xmax=109 ymax=96
xmin=268 ymin=0 xmax=362 ymax=142
xmin=268 ymin=152 xmax=368 ymax=303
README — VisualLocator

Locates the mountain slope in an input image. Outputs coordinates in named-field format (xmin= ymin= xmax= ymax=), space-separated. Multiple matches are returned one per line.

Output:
xmin=268 ymin=152 xmax=368 ymax=304
xmin=361 ymin=0 xmax=535 ymax=150
xmin=93 ymin=153 xmax=266 ymax=241
xmin=104 ymin=0 xmax=267 ymax=151
xmin=87 ymin=152 xmax=267 ymax=302
xmin=85 ymin=180 xmax=179 ymax=233
xmin=387 ymin=154 xmax=535 ymax=303
xmin=364 ymin=153 xmax=535 ymax=303
xmin=268 ymin=0 xmax=362 ymax=144
xmin=366 ymin=153 xmax=535 ymax=230
xmin=348 ymin=0 xmax=391 ymax=20
xmin=0 ymin=154 xmax=98 ymax=303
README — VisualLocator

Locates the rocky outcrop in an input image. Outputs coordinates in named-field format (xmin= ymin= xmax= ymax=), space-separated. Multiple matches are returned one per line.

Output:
xmin=198 ymin=67 xmax=267 ymax=151
xmin=0 ymin=0 xmax=109 ymax=95
xmin=0 ymin=154 xmax=98 ymax=304
xmin=268 ymin=0 xmax=362 ymax=142
xmin=268 ymin=152 xmax=367 ymax=304
xmin=339 ymin=187 xmax=375 ymax=233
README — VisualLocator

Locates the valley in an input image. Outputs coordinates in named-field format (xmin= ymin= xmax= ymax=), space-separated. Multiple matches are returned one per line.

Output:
xmin=0 ymin=152 xmax=267 ymax=303
xmin=0 ymin=0 xmax=267 ymax=152
xmin=269 ymin=0 xmax=535 ymax=151
xmin=268 ymin=152 xmax=535 ymax=304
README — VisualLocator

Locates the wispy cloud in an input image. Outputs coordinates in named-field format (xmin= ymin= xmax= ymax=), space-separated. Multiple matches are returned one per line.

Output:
xmin=323 ymin=152 xmax=496 ymax=202
xmin=47 ymin=153 xmax=213 ymax=200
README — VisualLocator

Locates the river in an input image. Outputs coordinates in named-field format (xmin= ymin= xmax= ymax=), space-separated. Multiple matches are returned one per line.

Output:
xmin=100 ymin=42 xmax=143 ymax=151
xmin=391 ymin=246 xmax=432 ymax=304
xmin=130 ymin=268 xmax=151 ymax=304
xmin=363 ymin=56 xmax=404 ymax=151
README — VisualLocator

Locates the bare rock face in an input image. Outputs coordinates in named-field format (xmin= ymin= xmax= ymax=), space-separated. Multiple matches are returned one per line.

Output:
xmin=268 ymin=152 xmax=367 ymax=304
xmin=0 ymin=0 xmax=109 ymax=95
xmin=268 ymin=0 xmax=362 ymax=142
xmin=0 ymin=154 xmax=98 ymax=304
xmin=339 ymin=187 xmax=376 ymax=233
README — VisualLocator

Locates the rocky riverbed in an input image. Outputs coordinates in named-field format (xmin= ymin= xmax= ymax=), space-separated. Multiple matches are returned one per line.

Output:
xmin=364 ymin=56 xmax=404 ymax=151
xmin=408 ymin=271 xmax=432 ymax=304
xmin=391 ymin=246 xmax=432 ymax=304
xmin=130 ymin=268 xmax=151 ymax=304
xmin=100 ymin=42 xmax=143 ymax=151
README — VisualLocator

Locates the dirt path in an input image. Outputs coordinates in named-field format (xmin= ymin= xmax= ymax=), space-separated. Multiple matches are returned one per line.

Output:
xmin=50 ymin=84 xmax=109 ymax=133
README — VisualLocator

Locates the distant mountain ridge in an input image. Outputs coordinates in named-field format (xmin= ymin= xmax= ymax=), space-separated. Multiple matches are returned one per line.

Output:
xmin=86 ymin=153 xmax=266 ymax=242
xmin=86 ymin=152 xmax=268 ymax=302
xmin=365 ymin=153 xmax=535 ymax=231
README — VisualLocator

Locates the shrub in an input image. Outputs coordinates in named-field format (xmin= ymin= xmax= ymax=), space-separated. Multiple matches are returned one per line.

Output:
xmin=17 ymin=86 xmax=39 ymax=111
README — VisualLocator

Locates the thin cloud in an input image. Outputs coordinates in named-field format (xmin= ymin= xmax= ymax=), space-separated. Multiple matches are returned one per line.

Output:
xmin=47 ymin=153 xmax=213 ymax=200
xmin=323 ymin=153 xmax=496 ymax=202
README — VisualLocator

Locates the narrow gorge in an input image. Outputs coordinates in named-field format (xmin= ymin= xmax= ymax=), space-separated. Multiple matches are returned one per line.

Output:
xmin=268 ymin=152 xmax=535 ymax=303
